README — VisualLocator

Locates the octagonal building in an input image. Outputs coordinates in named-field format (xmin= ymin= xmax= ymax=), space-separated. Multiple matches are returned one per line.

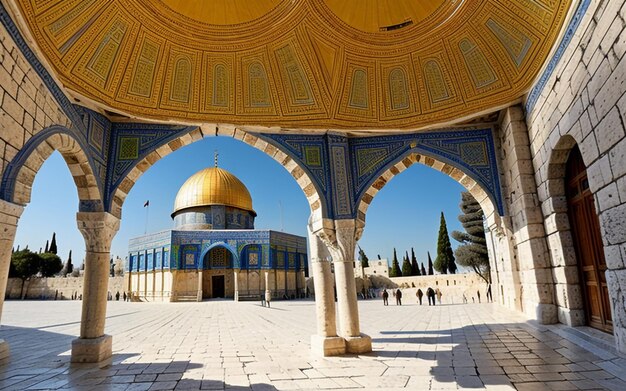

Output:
xmin=125 ymin=165 xmax=308 ymax=302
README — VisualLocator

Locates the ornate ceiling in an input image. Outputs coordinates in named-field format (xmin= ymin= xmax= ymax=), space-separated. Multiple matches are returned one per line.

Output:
xmin=11 ymin=0 xmax=571 ymax=130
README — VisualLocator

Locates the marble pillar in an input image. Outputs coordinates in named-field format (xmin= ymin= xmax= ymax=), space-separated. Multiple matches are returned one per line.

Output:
xmin=234 ymin=270 xmax=239 ymax=301
xmin=71 ymin=212 xmax=120 ymax=364
xmin=308 ymin=222 xmax=345 ymax=356
xmin=197 ymin=270 xmax=203 ymax=301
xmin=0 ymin=200 xmax=25 ymax=361
xmin=326 ymin=219 xmax=371 ymax=354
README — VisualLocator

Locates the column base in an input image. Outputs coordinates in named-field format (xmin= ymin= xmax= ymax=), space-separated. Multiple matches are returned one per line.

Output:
xmin=71 ymin=334 xmax=112 ymax=365
xmin=310 ymin=335 xmax=345 ymax=356
xmin=0 ymin=339 xmax=9 ymax=361
xmin=345 ymin=333 xmax=372 ymax=354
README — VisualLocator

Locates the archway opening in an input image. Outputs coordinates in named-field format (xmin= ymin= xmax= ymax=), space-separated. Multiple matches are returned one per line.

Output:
xmin=11 ymin=151 xmax=83 ymax=300
xmin=202 ymin=246 xmax=234 ymax=299
xmin=117 ymin=136 xmax=312 ymax=303
xmin=357 ymin=158 xmax=494 ymax=306
xmin=565 ymin=146 xmax=612 ymax=333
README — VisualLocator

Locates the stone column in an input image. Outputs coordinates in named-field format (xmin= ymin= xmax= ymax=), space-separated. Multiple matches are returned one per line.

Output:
xmin=325 ymin=219 xmax=371 ymax=354
xmin=234 ymin=270 xmax=239 ymax=301
xmin=264 ymin=271 xmax=271 ymax=300
xmin=308 ymin=221 xmax=345 ymax=356
xmin=0 ymin=200 xmax=25 ymax=360
xmin=71 ymin=212 xmax=120 ymax=364
xmin=197 ymin=270 xmax=203 ymax=301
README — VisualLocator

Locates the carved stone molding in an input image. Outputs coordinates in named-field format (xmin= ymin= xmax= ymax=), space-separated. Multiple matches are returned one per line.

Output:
xmin=76 ymin=212 xmax=120 ymax=253
xmin=0 ymin=199 xmax=24 ymax=237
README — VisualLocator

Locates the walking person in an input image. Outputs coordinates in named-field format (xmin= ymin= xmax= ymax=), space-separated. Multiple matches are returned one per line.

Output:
xmin=486 ymin=284 xmax=493 ymax=303
xmin=477 ymin=290 xmax=481 ymax=303
xmin=382 ymin=289 xmax=389 ymax=306
xmin=416 ymin=288 xmax=424 ymax=305
xmin=427 ymin=287 xmax=436 ymax=306
xmin=395 ymin=288 xmax=402 ymax=305
xmin=435 ymin=288 xmax=442 ymax=305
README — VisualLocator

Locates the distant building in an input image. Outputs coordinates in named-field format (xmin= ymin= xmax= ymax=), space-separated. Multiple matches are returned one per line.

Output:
xmin=354 ymin=259 xmax=389 ymax=278
xmin=126 ymin=165 xmax=308 ymax=301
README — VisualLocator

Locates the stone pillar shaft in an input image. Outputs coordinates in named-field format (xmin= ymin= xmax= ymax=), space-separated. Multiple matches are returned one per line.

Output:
xmin=72 ymin=212 xmax=120 ymax=364
xmin=0 ymin=200 xmax=25 ymax=360
xmin=0 ymin=200 xmax=24 ymax=323
xmin=311 ymin=260 xmax=338 ymax=337
xmin=234 ymin=270 xmax=239 ymax=301
xmin=333 ymin=260 xmax=360 ymax=336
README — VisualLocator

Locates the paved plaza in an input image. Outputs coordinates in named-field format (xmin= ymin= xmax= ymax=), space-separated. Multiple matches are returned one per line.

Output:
xmin=1 ymin=300 xmax=625 ymax=390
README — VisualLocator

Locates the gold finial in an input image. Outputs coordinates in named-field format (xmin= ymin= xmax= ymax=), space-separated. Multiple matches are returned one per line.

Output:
xmin=214 ymin=150 xmax=219 ymax=167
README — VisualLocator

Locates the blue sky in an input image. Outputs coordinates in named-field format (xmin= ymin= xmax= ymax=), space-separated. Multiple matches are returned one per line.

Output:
xmin=14 ymin=136 xmax=466 ymax=268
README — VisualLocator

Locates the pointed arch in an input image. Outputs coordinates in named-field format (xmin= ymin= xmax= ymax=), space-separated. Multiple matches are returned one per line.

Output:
xmin=356 ymin=151 xmax=500 ymax=227
xmin=0 ymin=125 xmax=103 ymax=211
xmin=107 ymin=126 xmax=323 ymax=223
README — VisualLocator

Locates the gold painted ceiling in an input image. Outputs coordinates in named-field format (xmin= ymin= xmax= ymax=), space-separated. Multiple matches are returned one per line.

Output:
xmin=10 ymin=0 xmax=572 ymax=130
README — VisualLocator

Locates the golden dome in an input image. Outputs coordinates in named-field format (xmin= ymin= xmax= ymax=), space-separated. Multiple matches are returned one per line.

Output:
xmin=173 ymin=167 xmax=255 ymax=216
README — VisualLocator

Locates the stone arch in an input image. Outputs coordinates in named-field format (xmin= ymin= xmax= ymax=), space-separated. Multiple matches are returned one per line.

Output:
xmin=0 ymin=125 xmax=102 ymax=209
xmin=356 ymin=150 xmax=499 ymax=226
xmin=200 ymin=242 xmax=238 ymax=269
xmin=108 ymin=126 xmax=323 ymax=224
xmin=543 ymin=135 xmax=586 ymax=326
xmin=240 ymin=243 xmax=262 ymax=270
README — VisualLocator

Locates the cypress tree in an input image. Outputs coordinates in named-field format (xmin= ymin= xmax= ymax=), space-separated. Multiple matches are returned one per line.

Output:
xmin=358 ymin=246 xmax=370 ymax=268
xmin=452 ymin=191 xmax=490 ymax=283
xmin=434 ymin=212 xmax=457 ymax=274
xmin=60 ymin=250 xmax=74 ymax=276
xmin=44 ymin=240 xmax=49 ymax=253
xmin=401 ymin=252 xmax=412 ymax=276
xmin=49 ymin=233 xmax=58 ymax=255
xmin=411 ymin=248 xmax=419 ymax=276
xmin=427 ymin=252 xmax=434 ymax=275
xmin=420 ymin=262 xmax=426 ymax=276
xmin=390 ymin=248 xmax=401 ymax=277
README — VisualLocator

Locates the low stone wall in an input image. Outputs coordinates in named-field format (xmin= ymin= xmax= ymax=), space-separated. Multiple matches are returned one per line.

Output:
xmin=370 ymin=273 xmax=489 ymax=304
xmin=5 ymin=276 xmax=125 ymax=300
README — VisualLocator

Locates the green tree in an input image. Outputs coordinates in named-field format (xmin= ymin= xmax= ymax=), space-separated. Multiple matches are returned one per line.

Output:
xmin=10 ymin=249 xmax=40 ymax=299
xmin=358 ymin=246 xmax=369 ymax=268
xmin=411 ymin=248 xmax=419 ymax=276
xmin=389 ymin=248 xmax=401 ymax=277
xmin=49 ymin=232 xmax=58 ymax=254
xmin=39 ymin=253 xmax=63 ymax=277
xmin=452 ymin=191 xmax=491 ymax=283
xmin=44 ymin=240 xmax=49 ymax=253
xmin=420 ymin=262 xmax=427 ymax=276
xmin=401 ymin=252 xmax=412 ymax=276
xmin=434 ymin=212 xmax=457 ymax=274
xmin=427 ymin=252 xmax=434 ymax=275
xmin=60 ymin=250 xmax=73 ymax=276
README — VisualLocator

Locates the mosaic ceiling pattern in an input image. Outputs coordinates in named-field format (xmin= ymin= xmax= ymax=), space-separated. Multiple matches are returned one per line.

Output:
xmin=12 ymin=0 xmax=571 ymax=130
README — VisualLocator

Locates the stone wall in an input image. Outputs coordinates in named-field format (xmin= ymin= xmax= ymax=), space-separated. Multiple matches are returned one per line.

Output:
xmin=0 ymin=20 xmax=71 ymax=190
xmin=387 ymin=273 xmax=488 ymax=304
xmin=5 ymin=276 xmax=125 ymax=300
xmin=524 ymin=0 xmax=626 ymax=351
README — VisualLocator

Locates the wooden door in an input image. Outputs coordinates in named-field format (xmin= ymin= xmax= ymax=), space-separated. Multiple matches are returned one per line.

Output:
xmin=566 ymin=147 xmax=612 ymax=333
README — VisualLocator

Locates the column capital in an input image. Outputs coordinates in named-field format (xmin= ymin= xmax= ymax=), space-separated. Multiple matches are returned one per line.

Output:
xmin=311 ymin=218 xmax=364 ymax=263
xmin=76 ymin=212 xmax=120 ymax=253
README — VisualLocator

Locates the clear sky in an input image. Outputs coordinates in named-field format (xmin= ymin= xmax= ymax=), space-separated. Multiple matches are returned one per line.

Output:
xmin=14 ymin=136 xmax=467 ymax=269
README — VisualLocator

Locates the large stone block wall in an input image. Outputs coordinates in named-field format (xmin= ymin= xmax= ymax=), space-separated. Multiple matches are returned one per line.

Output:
xmin=0 ymin=22 xmax=71 ymax=191
xmin=5 ymin=276 xmax=125 ymax=300
xmin=525 ymin=0 xmax=626 ymax=351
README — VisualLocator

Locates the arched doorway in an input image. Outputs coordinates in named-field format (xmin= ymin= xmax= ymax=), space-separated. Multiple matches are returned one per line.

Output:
xmin=565 ymin=146 xmax=612 ymax=333
xmin=202 ymin=246 xmax=234 ymax=299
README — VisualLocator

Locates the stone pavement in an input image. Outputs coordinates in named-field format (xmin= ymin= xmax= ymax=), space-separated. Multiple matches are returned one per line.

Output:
xmin=0 ymin=299 xmax=625 ymax=390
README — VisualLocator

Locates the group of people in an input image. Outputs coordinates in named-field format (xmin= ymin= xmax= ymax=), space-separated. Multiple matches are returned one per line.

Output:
xmin=381 ymin=287 xmax=441 ymax=306
xmin=381 ymin=284 xmax=493 ymax=306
